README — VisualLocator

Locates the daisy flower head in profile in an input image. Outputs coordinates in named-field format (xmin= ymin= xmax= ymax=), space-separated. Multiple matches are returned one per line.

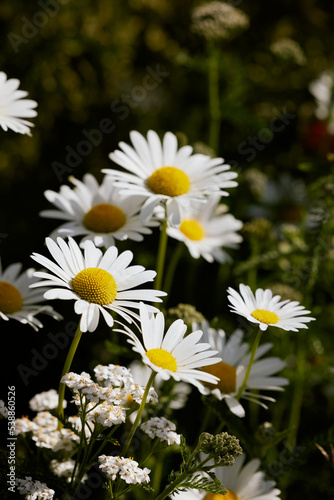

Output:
xmin=119 ymin=302 xmax=222 ymax=394
xmin=165 ymin=195 xmax=243 ymax=263
xmin=227 ymin=284 xmax=315 ymax=332
xmin=0 ymin=258 xmax=62 ymax=331
xmin=103 ymin=130 xmax=238 ymax=226
xmin=196 ymin=321 xmax=288 ymax=418
xmin=171 ymin=453 xmax=281 ymax=500
xmin=30 ymin=237 xmax=166 ymax=333
xmin=0 ymin=72 xmax=37 ymax=135
xmin=40 ymin=173 xmax=159 ymax=248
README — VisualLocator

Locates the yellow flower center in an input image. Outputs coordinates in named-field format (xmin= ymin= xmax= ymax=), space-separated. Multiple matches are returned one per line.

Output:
xmin=72 ymin=268 xmax=117 ymax=305
xmin=204 ymin=490 xmax=240 ymax=500
xmin=0 ymin=281 xmax=23 ymax=314
xmin=147 ymin=166 xmax=190 ymax=197
xmin=83 ymin=203 xmax=126 ymax=233
xmin=146 ymin=348 xmax=177 ymax=372
xmin=202 ymin=361 xmax=237 ymax=393
xmin=179 ymin=219 xmax=205 ymax=240
xmin=251 ymin=309 xmax=279 ymax=325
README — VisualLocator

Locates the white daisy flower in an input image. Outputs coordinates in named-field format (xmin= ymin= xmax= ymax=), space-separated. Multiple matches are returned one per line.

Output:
xmin=30 ymin=237 xmax=166 ymax=332
xmin=0 ymin=259 xmax=62 ymax=331
xmin=227 ymin=284 xmax=315 ymax=332
xmin=119 ymin=303 xmax=222 ymax=394
xmin=0 ymin=72 xmax=37 ymax=135
xmin=171 ymin=454 xmax=281 ymax=500
xmin=196 ymin=322 xmax=288 ymax=418
xmin=128 ymin=359 xmax=192 ymax=410
xmin=103 ymin=130 xmax=238 ymax=226
xmin=166 ymin=195 xmax=243 ymax=263
xmin=40 ymin=173 xmax=159 ymax=248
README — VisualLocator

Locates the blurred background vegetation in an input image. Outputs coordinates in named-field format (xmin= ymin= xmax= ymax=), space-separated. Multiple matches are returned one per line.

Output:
xmin=1 ymin=1 xmax=334 ymax=498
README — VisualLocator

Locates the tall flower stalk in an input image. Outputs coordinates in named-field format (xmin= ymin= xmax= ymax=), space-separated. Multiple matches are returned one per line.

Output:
xmin=208 ymin=42 xmax=221 ymax=153
xmin=235 ymin=327 xmax=263 ymax=400
xmin=121 ymin=371 xmax=156 ymax=457
xmin=154 ymin=207 xmax=168 ymax=294
xmin=57 ymin=323 xmax=82 ymax=426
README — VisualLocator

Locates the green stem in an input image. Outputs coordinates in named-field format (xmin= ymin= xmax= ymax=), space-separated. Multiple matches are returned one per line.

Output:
xmin=208 ymin=43 xmax=221 ymax=153
xmin=151 ymin=453 xmax=165 ymax=495
xmin=154 ymin=213 xmax=168 ymax=293
xmin=154 ymin=469 xmax=190 ymax=500
xmin=287 ymin=335 xmax=305 ymax=446
xmin=236 ymin=328 xmax=263 ymax=400
xmin=121 ymin=371 xmax=156 ymax=457
xmin=163 ymin=242 xmax=183 ymax=299
xmin=199 ymin=406 xmax=213 ymax=435
xmin=154 ymin=455 xmax=212 ymax=500
xmin=57 ymin=323 xmax=82 ymax=428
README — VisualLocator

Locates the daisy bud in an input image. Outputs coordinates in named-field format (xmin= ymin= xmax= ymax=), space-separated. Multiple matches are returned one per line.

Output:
xmin=166 ymin=303 xmax=205 ymax=329
xmin=255 ymin=422 xmax=277 ymax=445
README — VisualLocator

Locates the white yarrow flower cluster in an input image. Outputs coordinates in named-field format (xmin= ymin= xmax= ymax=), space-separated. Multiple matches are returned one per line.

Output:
xmin=29 ymin=389 xmax=67 ymax=412
xmin=270 ymin=37 xmax=306 ymax=65
xmin=61 ymin=372 xmax=101 ymax=403
xmin=15 ymin=411 xmax=80 ymax=452
xmin=191 ymin=1 xmax=249 ymax=41
xmin=309 ymin=70 xmax=334 ymax=132
xmin=0 ymin=400 xmax=8 ymax=418
xmin=94 ymin=363 xmax=134 ymax=387
xmin=50 ymin=459 xmax=89 ymax=483
xmin=15 ymin=416 xmax=39 ymax=435
xmin=85 ymin=401 xmax=127 ymax=427
xmin=50 ymin=459 xmax=75 ymax=482
xmin=98 ymin=455 xmax=150 ymax=484
xmin=16 ymin=476 xmax=55 ymax=499
xmin=141 ymin=417 xmax=181 ymax=445
xmin=62 ymin=368 xmax=158 ymax=408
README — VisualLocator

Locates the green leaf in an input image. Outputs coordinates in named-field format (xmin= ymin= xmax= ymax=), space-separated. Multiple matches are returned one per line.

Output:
xmin=180 ymin=472 xmax=227 ymax=495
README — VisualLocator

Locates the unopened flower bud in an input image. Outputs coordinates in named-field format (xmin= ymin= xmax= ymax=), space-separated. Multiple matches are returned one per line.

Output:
xmin=199 ymin=432 xmax=243 ymax=466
